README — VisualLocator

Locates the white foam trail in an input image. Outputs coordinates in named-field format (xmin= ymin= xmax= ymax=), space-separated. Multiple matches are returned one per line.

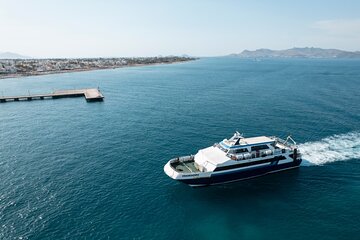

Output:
xmin=299 ymin=132 xmax=360 ymax=166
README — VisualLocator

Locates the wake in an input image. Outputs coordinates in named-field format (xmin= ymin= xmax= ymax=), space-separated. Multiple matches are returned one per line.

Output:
xmin=299 ymin=132 xmax=360 ymax=166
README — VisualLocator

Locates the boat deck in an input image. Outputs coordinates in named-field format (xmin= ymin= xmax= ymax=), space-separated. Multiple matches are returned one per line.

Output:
xmin=171 ymin=160 xmax=198 ymax=173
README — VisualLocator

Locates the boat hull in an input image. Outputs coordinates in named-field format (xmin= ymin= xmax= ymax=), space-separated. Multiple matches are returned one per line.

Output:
xmin=177 ymin=160 xmax=302 ymax=187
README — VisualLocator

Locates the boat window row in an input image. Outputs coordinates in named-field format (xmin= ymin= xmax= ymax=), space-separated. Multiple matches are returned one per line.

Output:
xmin=228 ymin=148 xmax=249 ymax=154
xmin=251 ymin=145 xmax=269 ymax=151
xmin=214 ymin=155 xmax=286 ymax=171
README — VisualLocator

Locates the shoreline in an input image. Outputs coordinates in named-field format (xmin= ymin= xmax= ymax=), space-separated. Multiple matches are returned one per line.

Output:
xmin=0 ymin=58 xmax=197 ymax=80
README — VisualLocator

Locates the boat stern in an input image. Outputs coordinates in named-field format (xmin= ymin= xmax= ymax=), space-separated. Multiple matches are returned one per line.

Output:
xmin=163 ymin=157 xmax=211 ymax=186
xmin=164 ymin=161 xmax=180 ymax=180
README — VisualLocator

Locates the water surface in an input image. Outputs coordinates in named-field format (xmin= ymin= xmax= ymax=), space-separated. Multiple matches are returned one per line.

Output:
xmin=0 ymin=58 xmax=359 ymax=239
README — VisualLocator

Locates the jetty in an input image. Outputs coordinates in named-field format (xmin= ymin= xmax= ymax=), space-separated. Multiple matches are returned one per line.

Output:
xmin=0 ymin=88 xmax=104 ymax=103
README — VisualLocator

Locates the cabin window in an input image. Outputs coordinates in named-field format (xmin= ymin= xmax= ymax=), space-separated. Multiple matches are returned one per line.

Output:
xmin=214 ymin=155 xmax=286 ymax=171
xmin=235 ymin=148 xmax=248 ymax=153
xmin=251 ymin=145 xmax=269 ymax=151
xmin=218 ymin=145 xmax=228 ymax=153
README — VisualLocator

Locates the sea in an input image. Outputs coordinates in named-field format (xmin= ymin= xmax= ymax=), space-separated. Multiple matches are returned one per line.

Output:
xmin=0 ymin=57 xmax=359 ymax=240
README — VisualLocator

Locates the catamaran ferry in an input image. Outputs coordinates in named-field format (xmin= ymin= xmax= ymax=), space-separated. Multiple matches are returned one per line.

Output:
xmin=164 ymin=132 xmax=302 ymax=187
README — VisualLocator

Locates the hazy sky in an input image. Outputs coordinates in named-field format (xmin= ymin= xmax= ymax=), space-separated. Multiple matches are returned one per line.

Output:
xmin=1 ymin=0 xmax=360 ymax=58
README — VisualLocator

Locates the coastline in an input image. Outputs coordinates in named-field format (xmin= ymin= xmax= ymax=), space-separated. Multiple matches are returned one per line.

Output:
xmin=0 ymin=57 xmax=197 ymax=80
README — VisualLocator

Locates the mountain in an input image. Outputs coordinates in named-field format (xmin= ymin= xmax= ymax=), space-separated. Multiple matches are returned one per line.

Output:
xmin=0 ymin=52 xmax=31 ymax=59
xmin=230 ymin=47 xmax=360 ymax=59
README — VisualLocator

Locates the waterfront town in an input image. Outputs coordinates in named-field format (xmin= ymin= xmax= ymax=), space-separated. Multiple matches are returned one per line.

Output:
xmin=0 ymin=56 xmax=195 ymax=79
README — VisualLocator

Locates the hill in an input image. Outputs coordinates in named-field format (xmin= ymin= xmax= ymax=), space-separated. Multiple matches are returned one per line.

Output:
xmin=0 ymin=52 xmax=31 ymax=59
xmin=230 ymin=47 xmax=360 ymax=58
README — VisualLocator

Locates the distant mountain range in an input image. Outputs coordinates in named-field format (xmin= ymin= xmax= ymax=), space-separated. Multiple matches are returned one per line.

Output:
xmin=0 ymin=52 xmax=31 ymax=59
xmin=229 ymin=47 xmax=360 ymax=59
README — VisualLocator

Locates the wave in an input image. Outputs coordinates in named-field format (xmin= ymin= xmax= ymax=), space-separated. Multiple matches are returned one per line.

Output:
xmin=299 ymin=132 xmax=360 ymax=166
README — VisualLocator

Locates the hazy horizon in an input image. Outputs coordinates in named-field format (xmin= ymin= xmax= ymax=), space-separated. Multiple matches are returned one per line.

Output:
xmin=1 ymin=0 xmax=360 ymax=58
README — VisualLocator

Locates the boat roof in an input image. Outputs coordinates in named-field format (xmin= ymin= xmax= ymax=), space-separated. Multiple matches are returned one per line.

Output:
xmin=239 ymin=136 xmax=274 ymax=145
xmin=198 ymin=146 xmax=230 ymax=166
xmin=220 ymin=134 xmax=274 ymax=149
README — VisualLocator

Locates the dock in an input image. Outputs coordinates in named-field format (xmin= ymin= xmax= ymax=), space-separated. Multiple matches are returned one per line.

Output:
xmin=0 ymin=88 xmax=104 ymax=103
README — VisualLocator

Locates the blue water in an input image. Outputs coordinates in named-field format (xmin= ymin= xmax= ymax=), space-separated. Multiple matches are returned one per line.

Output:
xmin=0 ymin=58 xmax=359 ymax=240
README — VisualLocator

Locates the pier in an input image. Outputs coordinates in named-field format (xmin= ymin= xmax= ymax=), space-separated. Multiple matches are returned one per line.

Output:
xmin=0 ymin=88 xmax=104 ymax=103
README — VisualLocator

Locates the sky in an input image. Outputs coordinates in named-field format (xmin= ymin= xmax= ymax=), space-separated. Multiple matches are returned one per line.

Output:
xmin=0 ymin=0 xmax=360 ymax=58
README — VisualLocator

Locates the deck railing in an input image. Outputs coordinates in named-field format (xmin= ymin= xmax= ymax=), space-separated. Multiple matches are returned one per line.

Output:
xmin=270 ymin=136 xmax=297 ymax=149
